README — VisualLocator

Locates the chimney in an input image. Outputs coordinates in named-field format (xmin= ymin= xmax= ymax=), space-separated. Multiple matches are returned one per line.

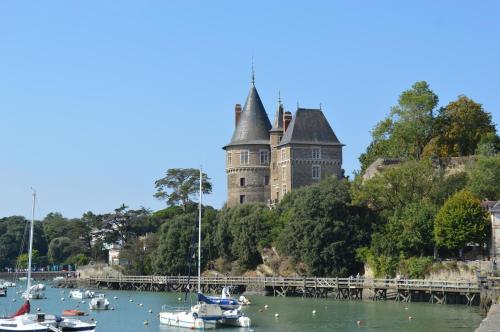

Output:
xmin=235 ymin=104 xmax=242 ymax=127
xmin=283 ymin=111 xmax=292 ymax=132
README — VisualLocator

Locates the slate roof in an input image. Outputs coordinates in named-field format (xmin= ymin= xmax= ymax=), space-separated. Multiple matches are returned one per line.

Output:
xmin=224 ymin=84 xmax=271 ymax=149
xmin=270 ymin=103 xmax=283 ymax=132
xmin=278 ymin=108 xmax=342 ymax=146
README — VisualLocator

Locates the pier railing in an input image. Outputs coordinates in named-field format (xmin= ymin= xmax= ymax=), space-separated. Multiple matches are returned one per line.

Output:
xmin=87 ymin=275 xmax=479 ymax=293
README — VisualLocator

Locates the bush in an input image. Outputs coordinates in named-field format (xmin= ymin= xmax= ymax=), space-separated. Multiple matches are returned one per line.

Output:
xmin=398 ymin=256 xmax=433 ymax=279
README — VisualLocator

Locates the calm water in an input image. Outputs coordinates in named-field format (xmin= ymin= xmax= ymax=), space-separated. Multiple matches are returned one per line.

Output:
xmin=0 ymin=282 xmax=482 ymax=332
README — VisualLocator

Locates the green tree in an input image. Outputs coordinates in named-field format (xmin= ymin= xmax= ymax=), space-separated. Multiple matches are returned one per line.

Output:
xmin=42 ymin=212 xmax=91 ymax=256
xmin=467 ymin=155 xmax=500 ymax=200
xmin=153 ymin=212 xmax=197 ymax=275
xmin=278 ymin=177 xmax=371 ymax=277
xmin=67 ymin=253 xmax=90 ymax=266
xmin=385 ymin=203 xmax=437 ymax=257
xmin=353 ymin=160 xmax=443 ymax=213
xmin=120 ymin=234 xmax=159 ymax=275
xmin=430 ymin=96 xmax=497 ymax=157
xmin=154 ymin=168 xmax=212 ymax=210
xmin=359 ymin=81 xmax=438 ymax=171
xmin=97 ymin=205 xmax=151 ymax=245
xmin=48 ymin=237 xmax=76 ymax=264
xmin=434 ymin=190 xmax=488 ymax=258
xmin=215 ymin=204 xmax=275 ymax=270
xmin=0 ymin=216 xmax=47 ymax=268
xmin=16 ymin=250 xmax=40 ymax=269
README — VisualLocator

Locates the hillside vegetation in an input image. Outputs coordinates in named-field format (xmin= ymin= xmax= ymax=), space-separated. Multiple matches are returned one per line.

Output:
xmin=1 ymin=81 xmax=499 ymax=278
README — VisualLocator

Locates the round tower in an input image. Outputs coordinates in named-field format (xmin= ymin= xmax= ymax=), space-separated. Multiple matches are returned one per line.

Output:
xmin=223 ymin=82 xmax=271 ymax=207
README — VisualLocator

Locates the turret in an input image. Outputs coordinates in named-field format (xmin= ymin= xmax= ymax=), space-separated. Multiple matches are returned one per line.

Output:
xmin=222 ymin=78 xmax=271 ymax=207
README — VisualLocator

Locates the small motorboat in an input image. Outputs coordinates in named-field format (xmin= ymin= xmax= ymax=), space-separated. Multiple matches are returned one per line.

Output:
xmin=69 ymin=290 xmax=94 ymax=300
xmin=55 ymin=316 xmax=96 ymax=332
xmin=159 ymin=300 xmax=222 ymax=330
xmin=218 ymin=308 xmax=251 ymax=327
xmin=0 ymin=285 xmax=7 ymax=297
xmin=88 ymin=294 xmax=109 ymax=310
xmin=62 ymin=309 xmax=86 ymax=316
xmin=1 ymin=280 xmax=16 ymax=288
xmin=23 ymin=284 xmax=45 ymax=300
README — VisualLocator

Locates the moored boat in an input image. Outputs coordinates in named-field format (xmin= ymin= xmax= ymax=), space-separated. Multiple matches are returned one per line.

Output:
xmin=159 ymin=168 xmax=234 ymax=330
xmin=61 ymin=310 xmax=85 ymax=317
xmin=69 ymin=290 xmax=94 ymax=300
xmin=0 ymin=190 xmax=96 ymax=332
xmin=219 ymin=308 xmax=251 ymax=327
xmin=88 ymin=294 xmax=109 ymax=311
xmin=23 ymin=284 xmax=45 ymax=300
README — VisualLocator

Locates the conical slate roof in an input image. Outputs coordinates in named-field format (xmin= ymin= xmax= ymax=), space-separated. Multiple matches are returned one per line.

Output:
xmin=270 ymin=103 xmax=283 ymax=132
xmin=224 ymin=84 xmax=271 ymax=148
xmin=278 ymin=108 xmax=343 ymax=146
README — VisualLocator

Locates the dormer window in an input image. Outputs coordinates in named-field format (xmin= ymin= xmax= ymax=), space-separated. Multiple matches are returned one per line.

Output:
xmin=312 ymin=147 xmax=321 ymax=159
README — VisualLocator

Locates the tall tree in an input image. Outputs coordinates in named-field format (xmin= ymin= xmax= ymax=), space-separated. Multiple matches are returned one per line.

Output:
xmin=434 ymin=190 xmax=488 ymax=258
xmin=467 ymin=155 xmax=500 ymax=200
xmin=98 ymin=204 xmax=151 ymax=246
xmin=48 ymin=237 xmax=76 ymax=264
xmin=0 ymin=216 xmax=47 ymax=267
xmin=215 ymin=204 xmax=274 ymax=270
xmin=359 ymin=81 xmax=438 ymax=171
xmin=353 ymin=160 xmax=444 ymax=213
xmin=154 ymin=168 xmax=212 ymax=210
xmin=153 ymin=212 xmax=198 ymax=275
xmin=278 ymin=177 xmax=371 ymax=277
xmin=429 ymin=96 xmax=497 ymax=157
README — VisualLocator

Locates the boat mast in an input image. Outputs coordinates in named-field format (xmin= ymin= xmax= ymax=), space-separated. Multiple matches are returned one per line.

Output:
xmin=27 ymin=188 xmax=36 ymax=297
xmin=198 ymin=168 xmax=202 ymax=294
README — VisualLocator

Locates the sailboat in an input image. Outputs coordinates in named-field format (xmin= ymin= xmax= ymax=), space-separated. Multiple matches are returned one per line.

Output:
xmin=0 ymin=190 xmax=96 ymax=332
xmin=159 ymin=168 xmax=226 ymax=329
xmin=158 ymin=168 xmax=251 ymax=329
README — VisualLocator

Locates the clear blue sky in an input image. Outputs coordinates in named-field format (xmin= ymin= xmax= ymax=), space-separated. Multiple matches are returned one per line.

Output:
xmin=1 ymin=1 xmax=499 ymax=218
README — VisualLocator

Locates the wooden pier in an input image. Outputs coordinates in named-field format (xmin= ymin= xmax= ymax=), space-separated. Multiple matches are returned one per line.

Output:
xmin=86 ymin=275 xmax=481 ymax=305
xmin=0 ymin=271 xmax=73 ymax=281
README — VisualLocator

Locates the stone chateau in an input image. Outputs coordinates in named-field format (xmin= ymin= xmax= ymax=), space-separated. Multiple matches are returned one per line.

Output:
xmin=223 ymin=78 xmax=344 ymax=207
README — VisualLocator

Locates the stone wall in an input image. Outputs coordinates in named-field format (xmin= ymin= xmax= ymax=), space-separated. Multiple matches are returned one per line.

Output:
xmin=226 ymin=144 xmax=270 ymax=207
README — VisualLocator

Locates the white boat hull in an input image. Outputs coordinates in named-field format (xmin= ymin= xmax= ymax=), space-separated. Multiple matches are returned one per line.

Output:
xmin=159 ymin=311 xmax=216 ymax=330
xmin=69 ymin=290 xmax=94 ymax=300
xmin=88 ymin=296 xmax=109 ymax=310
xmin=25 ymin=292 xmax=44 ymax=300
xmin=219 ymin=316 xmax=251 ymax=327
xmin=218 ymin=309 xmax=251 ymax=327
xmin=0 ymin=315 xmax=47 ymax=332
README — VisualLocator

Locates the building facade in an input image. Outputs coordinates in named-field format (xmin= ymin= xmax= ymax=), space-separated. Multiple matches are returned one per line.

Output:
xmin=223 ymin=80 xmax=343 ymax=207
